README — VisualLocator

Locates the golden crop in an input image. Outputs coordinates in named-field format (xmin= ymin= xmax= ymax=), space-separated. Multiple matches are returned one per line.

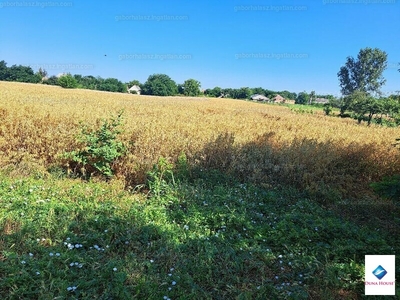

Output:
xmin=1 ymin=81 xmax=400 ymax=199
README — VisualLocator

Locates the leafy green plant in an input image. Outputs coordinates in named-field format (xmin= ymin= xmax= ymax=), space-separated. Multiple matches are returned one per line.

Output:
xmin=58 ymin=74 xmax=78 ymax=89
xmin=323 ymin=103 xmax=332 ymax=116
xmin=63 ymin=111 xmax=126 ymax=179
xmin=147 ymin=157 xmax=176 ymax=199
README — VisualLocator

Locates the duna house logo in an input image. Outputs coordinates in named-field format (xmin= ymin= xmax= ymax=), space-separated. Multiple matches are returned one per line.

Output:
xmin=372 ymin=265 xmax=387 ymax=280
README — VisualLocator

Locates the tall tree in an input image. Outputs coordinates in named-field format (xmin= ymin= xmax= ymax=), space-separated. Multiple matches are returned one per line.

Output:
xmin=182 ymin=79 xmax=201 ymax=96
xmin=338 ymin=47 xmax=387 ymax=96
xmin=142 ymin=74 xmax=177 ymax=96
xmin=296 ymin=91 xmax=309 ymax=105
xmin=0 ymin=60 xmax=9 ymax=80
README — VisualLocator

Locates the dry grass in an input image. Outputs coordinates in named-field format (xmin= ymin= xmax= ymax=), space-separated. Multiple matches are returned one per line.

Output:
xmin=1 ymin=81 xmax=400 ymax=200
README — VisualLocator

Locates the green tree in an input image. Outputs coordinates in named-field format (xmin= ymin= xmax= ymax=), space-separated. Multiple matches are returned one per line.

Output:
xmin=338 ymin=47 xmax=387 ymax=96
xmin=7 ymin=64 xmax=40 ymax=83
xmin=296 ymin=91 xmax=309 ymax=105
xmin=182 ymin=79 xmax=201 ymax=96
xmin=98 ymin=78 xmax=126 ymax=93
xmin=0 ymin=60 xmax=8 ymax=81
xmin=309 ymin=90 xmax=316 ymax=105
xmin=58 ymin=74 xmax=78 ymax=88
xmin=42 ymin=75 xmax=59 ymax=86
xmin=348 ymin=91 xmax=381 ymax=125
xmin=127 ymin=79 xmax=141 ymax=87
xmin=142 ymin=74 xmax=177 ymax=96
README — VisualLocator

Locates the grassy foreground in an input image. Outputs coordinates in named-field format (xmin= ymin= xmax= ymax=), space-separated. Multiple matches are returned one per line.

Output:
xmin=0 ymin=168 xmax=398 ymax=299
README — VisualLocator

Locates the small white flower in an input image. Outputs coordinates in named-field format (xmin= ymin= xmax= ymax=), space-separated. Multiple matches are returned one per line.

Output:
xmin=36 ymin=271 xmax=40 ymax=275
xmin=168 ymin=273 xmax=172 ymax=276
xmin=171 ymin=281 xmax=176 ymax=286
xmin=56 ymin=253 xmax=60 ymax=256
xmin=125 ymin=241 xmax=129 ymax=244
xmin=183 ymin=225 xmax=189 ymax=230
xmin=67 ymin=287 xmax=72 ymax=291
xmin=29 ymin=253 xmax=33 ymax=257
xmin=150 ymin=259 xmax=154 ymax=263
xmin=70 ymin=263 xmax=74 ymax=266
xmin=278 ymin=255 xmax=282 ymax=258
xmin=49 ymin=252 xmax=54 ymax=256
xmin=75 ymin=262 xmax=79 ymax=266
xmin=104 ymin=230 xmax=108 ymax=233
xmin=113 ymin=267 xmax=117 ymax=271
xmin=275 ymin=276 xmax=279 ymax=280
xmin=170 ymin=268 xmax=174 ymax=272
xmin=66 ymin=237 xmax=70 ymax=241
xmin=168 ymin=287 xmax=172 ymax=291
xmin=21 ymin=260 xmax=26 ymax=264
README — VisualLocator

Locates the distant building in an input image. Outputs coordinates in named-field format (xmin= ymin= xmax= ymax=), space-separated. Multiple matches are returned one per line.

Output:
xmin=251 ymin=94 xmax=270 ymax=102
xmin=271 ymin=94 xmax=295 ymax=104
xmin=128 ymin=85 xmax=141 ymax=95
xmin=272 ymin=94 xmax=285 ymax=103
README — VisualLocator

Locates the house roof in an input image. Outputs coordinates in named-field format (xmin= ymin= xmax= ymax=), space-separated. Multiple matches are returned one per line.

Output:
xmin=128 ymin=85 xmax=141 ymax=91
xmin=251 ymin=94 xmax=269 ymax=101
xmin=272 ymin=94 xmax=285 ymax=101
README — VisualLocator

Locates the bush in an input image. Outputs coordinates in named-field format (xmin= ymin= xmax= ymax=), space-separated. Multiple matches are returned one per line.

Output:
xmin=63 ymin=111 xmax=126 ymax=179
xmin=58 ymin=74 xmax=78 ymax=89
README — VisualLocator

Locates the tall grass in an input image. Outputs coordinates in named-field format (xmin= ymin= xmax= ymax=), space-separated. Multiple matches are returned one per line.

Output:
xmin=1 ymin=81 xmax=400 ymax=199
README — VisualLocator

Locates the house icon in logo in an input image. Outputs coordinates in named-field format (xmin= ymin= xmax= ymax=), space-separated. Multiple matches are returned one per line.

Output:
xmin=372 ymin=265 xmax=387 ymax=280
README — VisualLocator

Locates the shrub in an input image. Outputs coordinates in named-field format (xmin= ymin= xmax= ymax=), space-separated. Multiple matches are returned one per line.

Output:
xmin=63 ymin=111 xmax=126 ymax=179
xmin=58 ymin=74 xmax=78 ymax=89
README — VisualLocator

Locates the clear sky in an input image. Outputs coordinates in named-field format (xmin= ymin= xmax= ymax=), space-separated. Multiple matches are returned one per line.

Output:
xmin=1 ymin=0 xmax=399 ymax=96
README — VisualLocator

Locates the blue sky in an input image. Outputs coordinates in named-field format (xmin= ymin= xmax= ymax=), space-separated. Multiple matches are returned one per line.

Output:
xmin=1 ymin=0 xmax=399 ymax=96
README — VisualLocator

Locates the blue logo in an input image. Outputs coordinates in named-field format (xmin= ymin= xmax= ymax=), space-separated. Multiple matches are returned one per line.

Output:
xmin=372 ymin=265 xmax=387 ymax=280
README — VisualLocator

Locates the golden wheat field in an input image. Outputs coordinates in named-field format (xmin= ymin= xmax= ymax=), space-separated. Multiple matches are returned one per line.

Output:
xmin=1 ymin=81 xmax=400 ymax=199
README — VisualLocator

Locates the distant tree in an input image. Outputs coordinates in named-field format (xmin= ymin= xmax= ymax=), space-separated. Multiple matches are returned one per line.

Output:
xmin=309 ymin=90 xmax=316 ymax=105
xmin=142 ymin=74 xmax=177 ymax=96
xmin=252 ymin=87 xmax=265 ymax=95
xmin=127 ymin=80 xmax=141 ymax=87
xmin=98 ymin=78 xmax=126 ymax=93
xmin=338 ymin=47 xmax=387 ymax=96
xmin=205 ymin=87 xmax=223 ymax=97
xmin=348 ymin=91 xmax=381 ymax=125
xmin=177 ymin=84 xmax=185 ymax=95
xmin=182 ymin=79 xmax=201 ymax=96
xmin=58 ymin=74 xmax=78 ymax=88
xmin=278 ymin=90 xmax=297 ymax=100
xmin=42 ymin=75 xmax=59 ymax=86
xmin=296 ymin=91 xmax=309 ymax=105
xmin=7 ymin=64 xmax=40 ymax=83
xmin=0 ymin=60 xmax=8 ymax=80
xmin=264 ymin=89 xmax=275 ymax=99
xmin=37 ymin=67 xmax=47 ymax=79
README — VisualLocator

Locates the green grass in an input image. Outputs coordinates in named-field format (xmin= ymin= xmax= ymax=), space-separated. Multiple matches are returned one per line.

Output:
xmin=0 ymin=169 xmax=398 ymax=299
